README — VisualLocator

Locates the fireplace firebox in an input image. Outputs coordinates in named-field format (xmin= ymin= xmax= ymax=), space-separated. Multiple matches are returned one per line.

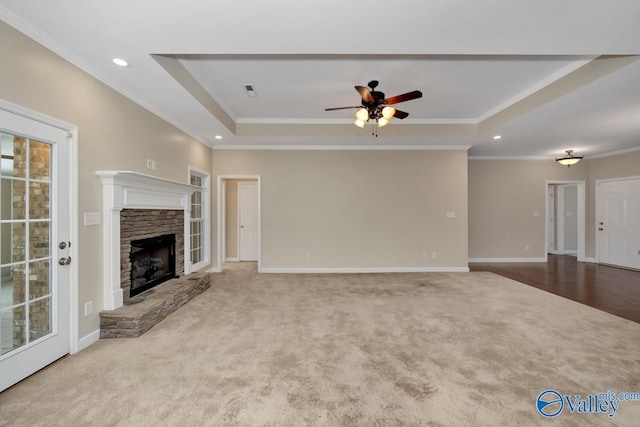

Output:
xmin=129 ymin=234 xmax=177 ymax=297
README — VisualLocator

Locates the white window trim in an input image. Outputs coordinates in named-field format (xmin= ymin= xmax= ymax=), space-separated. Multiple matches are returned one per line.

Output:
xmin=188 ymin=166 xmax=210 ymax=272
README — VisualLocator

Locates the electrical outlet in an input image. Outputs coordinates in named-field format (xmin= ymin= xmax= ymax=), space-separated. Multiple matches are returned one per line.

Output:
xmin=305 ymin=252 xmax=311 ymax=259
xmin=84 ymin=301 xmax=93 ymax=316
xmin=423 ymin=252 xmax=428 ymax=258
xmin=432 ymin=252 xmax=437 ymax=259
xmin=146 ymin=159 xmax=153 ymax=169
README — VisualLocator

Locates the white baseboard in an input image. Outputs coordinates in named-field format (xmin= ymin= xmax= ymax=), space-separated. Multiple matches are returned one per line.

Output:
xmin=583 ymin=257 xmax=598 ymax=263
xmin=77 ymin=329 xmax=100 ymax=352
xmin=208 ymin=266 xmax=222 ymax=273
xmin=468 ymin=257 xmax=548 ymax=263
xmin=225 ymin=257 xmax=240 ymax=262
xmin=259 ymin=266 xmax=470 ymax=273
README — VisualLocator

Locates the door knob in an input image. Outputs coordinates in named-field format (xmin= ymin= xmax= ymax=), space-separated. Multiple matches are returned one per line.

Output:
xmin=59 ymin=242 xmax=67 ymax=249
xmin=58 ymin=257 xmax=72 ymax=265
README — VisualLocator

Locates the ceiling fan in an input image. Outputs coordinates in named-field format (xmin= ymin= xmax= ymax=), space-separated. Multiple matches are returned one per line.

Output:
xmin=325 ymin=80 xmax=423 ymax=129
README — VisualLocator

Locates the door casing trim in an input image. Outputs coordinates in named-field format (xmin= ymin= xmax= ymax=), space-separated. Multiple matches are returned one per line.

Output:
xmin=216 ymin=175 xmax=261 ymax=272
xmin=0 ymin=98 xmax=79 ymax=354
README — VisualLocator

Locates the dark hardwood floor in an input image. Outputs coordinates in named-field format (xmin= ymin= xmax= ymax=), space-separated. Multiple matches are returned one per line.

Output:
xmin=469 ymin=255 xmax=640 ymax=324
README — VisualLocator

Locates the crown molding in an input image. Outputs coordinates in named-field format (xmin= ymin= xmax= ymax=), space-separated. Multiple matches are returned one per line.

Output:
xmin=588 ymin=145 xmax=640 ymax=159
xmin=212 ymin=144 xmax=471 ymax=151
xmin=468 ymin=155 xmax=552 ymax=160
xmin=236 ymin=117 xmax=477 ymax=125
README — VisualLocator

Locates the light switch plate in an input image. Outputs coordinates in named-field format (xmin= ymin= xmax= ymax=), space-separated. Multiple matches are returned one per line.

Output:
xmin=84 ymin=212 xmax=100 ymax=226
xmin=446 ymin=211 xmax=456 ymax=218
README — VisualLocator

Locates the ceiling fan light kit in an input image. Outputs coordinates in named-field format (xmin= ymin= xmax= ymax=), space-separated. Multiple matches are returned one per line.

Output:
xmin=325 ymin=80 xmax=422 ymax=135
xmin=354 ymin=119 xmax=366 ymax=128
xmin=355 ymin=108 xmax=369 ymax=122
xmin=556 ymin=149 xmax=583 ymax=167
xmin=381 ymin=106 xmax=396 ymax=119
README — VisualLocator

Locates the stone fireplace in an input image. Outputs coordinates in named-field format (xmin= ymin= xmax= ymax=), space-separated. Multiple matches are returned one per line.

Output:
xmin=97 ymin=171 xmax=197 ymax=310
xmin=120 ymin=210 xmax=183 ymax=303
xmin=129 ymin=233 xmax=176 ymax=297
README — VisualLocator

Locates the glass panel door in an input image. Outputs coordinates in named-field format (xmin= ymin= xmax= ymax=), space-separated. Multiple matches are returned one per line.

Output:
xmin=1 ymin=134 xmax=53 ymax=355
xmin=0 ymin=104 xmax=70 ymax=392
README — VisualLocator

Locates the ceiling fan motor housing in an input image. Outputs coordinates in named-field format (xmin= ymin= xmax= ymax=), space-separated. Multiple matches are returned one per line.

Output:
xmin=324 ymin=80 xmax=421 ymax=121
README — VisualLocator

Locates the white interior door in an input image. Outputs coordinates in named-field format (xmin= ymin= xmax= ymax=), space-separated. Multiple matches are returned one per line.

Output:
xmin=0 ymin=108 xmax=71 ymax=391
xmin=562 ymin=185 xmax=578 ymax=254
xmin=557 ymin=185 xmax=565 ymax=254
xmin=238 ymin=182 xmax=258 ymax=261
xmin=547 ymin=185 xmax=556 ymax=253
xmin=597 ymin=178 xmax=640 ymax=270
xmin=556 ymin=184 xmax=578 ymax=255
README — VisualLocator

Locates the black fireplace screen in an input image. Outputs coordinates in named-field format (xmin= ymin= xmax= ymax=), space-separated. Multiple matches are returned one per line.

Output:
xmin=130 ymin=234 xmax=177 ymax=297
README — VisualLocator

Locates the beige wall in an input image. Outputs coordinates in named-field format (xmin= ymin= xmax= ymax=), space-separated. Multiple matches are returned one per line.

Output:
xmin=0 ymin=22 xmax=213 ymax=337
xmin=213 ymin=150 xmax=469 ymax=269
xmin=469 ymin=151 xmax=640 ymax=260
xmin=468 ymin=160 xmax=588 ymax=259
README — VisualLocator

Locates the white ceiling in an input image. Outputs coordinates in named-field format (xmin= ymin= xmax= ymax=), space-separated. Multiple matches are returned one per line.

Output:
xmin=1 ymin=1 xmax=640 ymax=158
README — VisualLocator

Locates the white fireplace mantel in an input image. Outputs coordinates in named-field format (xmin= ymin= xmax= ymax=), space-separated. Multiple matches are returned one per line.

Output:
xmin=96 ymin=171 xmax=198 ymax=310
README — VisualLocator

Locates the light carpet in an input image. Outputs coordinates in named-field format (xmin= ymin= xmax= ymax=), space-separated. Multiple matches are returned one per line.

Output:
xmin=1 ymin=262 xmax=639 ymax=426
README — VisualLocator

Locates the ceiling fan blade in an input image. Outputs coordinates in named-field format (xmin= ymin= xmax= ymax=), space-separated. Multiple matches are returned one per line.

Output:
xmin=384 ymin=90 xmax=423 ymax=105
xmin=324 ymin=106 xmax=361 ymax=111
xmin=355 ymin=86 xmax=375 ymax=103
xmin=393 ymin=109 xmax=409 ymax=119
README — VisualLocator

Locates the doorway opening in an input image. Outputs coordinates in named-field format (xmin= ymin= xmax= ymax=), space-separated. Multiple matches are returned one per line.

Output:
xmin=545 ymin=181 xmax=585 ymax=261
xmin=217 ymin=176 xmax=261 ymax=271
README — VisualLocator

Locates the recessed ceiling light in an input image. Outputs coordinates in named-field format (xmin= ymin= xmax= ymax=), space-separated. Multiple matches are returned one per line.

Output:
xmin=493 ymin=135 xmax=502 ymax=140
xmin=215 ymin=135 xmax=222 ymax=140
xmin=112 ymin=58 xmax=129 ymax=67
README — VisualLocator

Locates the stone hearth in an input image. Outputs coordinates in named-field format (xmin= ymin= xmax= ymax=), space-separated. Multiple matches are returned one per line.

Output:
xmin=99 ymin=272 xmax=211 ymax=338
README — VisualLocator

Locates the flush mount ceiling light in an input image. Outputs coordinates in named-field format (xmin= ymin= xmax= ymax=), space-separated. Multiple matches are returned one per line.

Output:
xmin=556 ymin=149 xmax=584 ymax=167
xmin=215 ymin=135 xmax=222 ymax=140
xmin=112 ymin=58 xmax=129 ymax=67
xmin=493 ymin=135 xmax=502 ymax=140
